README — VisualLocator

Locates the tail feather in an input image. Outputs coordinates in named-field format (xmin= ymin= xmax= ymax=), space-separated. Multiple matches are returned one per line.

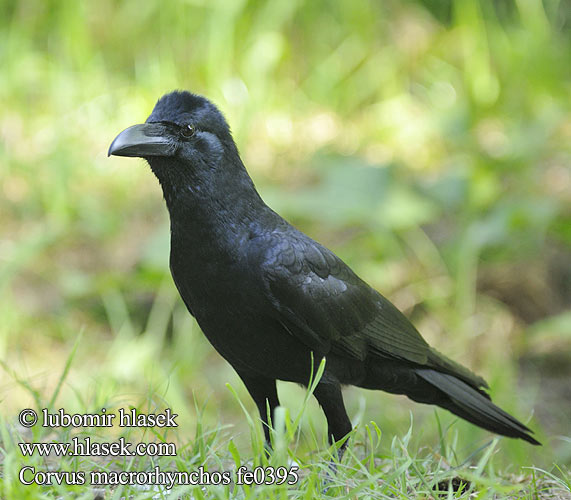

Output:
xmin=427 ymin=347 xmax=489 ymax=390
xmin=417 ymin=369 xmax=540 ymax=445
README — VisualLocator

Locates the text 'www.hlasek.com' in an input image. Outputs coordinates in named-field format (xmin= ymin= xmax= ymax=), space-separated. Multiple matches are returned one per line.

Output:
xmin=16 ymin=408 xmax=299 ymax=488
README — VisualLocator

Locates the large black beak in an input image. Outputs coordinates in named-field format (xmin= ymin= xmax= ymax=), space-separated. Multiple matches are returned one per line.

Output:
xmin=108 ymin=123 xmax=175 ymax=157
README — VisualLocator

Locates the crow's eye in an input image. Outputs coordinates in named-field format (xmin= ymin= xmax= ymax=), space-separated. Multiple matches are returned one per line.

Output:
xmin=181 ymin=124 xmax=195 ymax=138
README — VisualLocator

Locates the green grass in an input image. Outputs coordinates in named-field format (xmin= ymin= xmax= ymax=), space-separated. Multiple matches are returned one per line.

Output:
xmin=1 ymin=0 xmax=570 ymax=497
xmin=1 ymin=352 xmax=570 ymax=499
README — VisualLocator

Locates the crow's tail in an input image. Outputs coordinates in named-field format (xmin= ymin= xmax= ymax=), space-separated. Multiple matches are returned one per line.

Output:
xmin=416 ymin=369 xmax=540 ymax=445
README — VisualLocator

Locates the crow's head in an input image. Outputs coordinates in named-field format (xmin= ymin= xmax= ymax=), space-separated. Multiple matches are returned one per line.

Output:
xmin=108 ymin=90 xmax=235 ymax=173
xmin=108 ymin=90 xmax=258 ymax=208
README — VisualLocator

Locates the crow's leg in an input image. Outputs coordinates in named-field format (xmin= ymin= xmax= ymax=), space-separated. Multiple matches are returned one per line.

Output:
xmin=238 ymin=374 xmax=280 ymax=449
xmin=313 ymin=381 xmax=352 ymax=462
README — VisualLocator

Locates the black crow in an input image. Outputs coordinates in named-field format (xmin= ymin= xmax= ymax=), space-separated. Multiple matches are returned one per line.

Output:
xmin=108 ymin=90 xmax=540 ymax=453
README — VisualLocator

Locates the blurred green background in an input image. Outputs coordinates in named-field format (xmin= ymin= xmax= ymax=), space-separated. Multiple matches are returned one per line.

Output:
xmin=1 ymin=0 xmax=570 ymax=473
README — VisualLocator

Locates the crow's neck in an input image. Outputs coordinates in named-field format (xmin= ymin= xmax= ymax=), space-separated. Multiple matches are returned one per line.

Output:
xmin=155 ymin=156 xmax=272 ymax=248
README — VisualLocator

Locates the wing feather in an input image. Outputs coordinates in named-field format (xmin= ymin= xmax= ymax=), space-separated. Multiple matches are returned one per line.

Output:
xmin=253 ymin=227 xmax=487 ymax=389
xmin=257 ymin=230 xmax=429 ymax=360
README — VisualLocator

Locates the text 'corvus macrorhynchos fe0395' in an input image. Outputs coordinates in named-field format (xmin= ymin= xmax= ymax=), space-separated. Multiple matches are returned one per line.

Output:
xmin=108 ymin=90 xmax=540 ymax=455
